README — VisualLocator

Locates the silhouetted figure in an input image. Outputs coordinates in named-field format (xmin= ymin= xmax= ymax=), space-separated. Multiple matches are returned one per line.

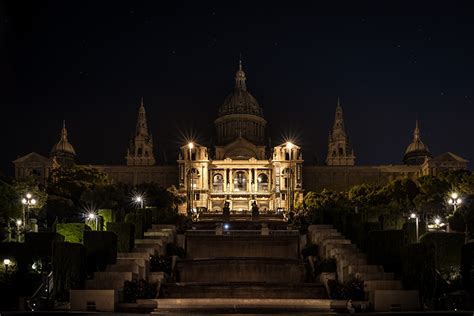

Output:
xmin=251 ymin=201 xmax=259 ymax=221
xmin=223 ymin=201 xmax=230 ymax=222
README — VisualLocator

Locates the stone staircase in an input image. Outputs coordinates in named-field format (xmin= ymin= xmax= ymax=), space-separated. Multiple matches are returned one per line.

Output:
xmin=70 ymin=224 xmax=176 ymax=312
xmin=308 ymin=224 xmax=419 ymax=312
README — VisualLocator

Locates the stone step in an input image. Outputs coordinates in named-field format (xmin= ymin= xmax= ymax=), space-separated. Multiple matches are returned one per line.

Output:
xmin=85 ymin=271 xmax=136 ymax=290
xmin=364 ymin=280 xmax=403 ymax=291
xmin=160 ymin=283 xmax=327 ymax=299
xmin=348 ymin=264 xmax=383 ymax=275
xmin=117 ymin=252 xmax=149 ymax=260
xmin=116 ymin=257 xmax=147 ymax=268
xmin=133 ymin=247 xmax=156 ymax=256
xmin=135 ymin=239 xmax=164 ymax=246
xmin=150 ymin=298 xmax=339 ymax=313
xmin=355 ymin=272 xmax=394 ymax=281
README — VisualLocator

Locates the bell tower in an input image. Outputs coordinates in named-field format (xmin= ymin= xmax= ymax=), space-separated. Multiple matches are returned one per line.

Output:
xmin=326 ymin=98 xmax=356 ymax=166
xmin=126 ymin=98 xmax=155 ymax=166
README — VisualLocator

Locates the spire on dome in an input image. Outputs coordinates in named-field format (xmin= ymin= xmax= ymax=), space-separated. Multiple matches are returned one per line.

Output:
xmin=403 ymin=119 xmax=432 ymax=165
xmin=51 ymin=120 xmax=76 ymax=167
xmin=126 ymin=98 xmax=155 ymax=166
xmin=235 ymin=58 xmax=247 ymax=91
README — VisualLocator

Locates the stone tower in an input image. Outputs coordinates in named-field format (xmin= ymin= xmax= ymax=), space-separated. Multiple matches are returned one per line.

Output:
xmin=326 ymin=98 xmax=355 ymax=166
xmin=126 ymin=98 xmax=155 ymax=166
xmin=51 ymin=120 xmax=76 ymax=167
xmin=403 ymin=120 xmax=432 ymax=165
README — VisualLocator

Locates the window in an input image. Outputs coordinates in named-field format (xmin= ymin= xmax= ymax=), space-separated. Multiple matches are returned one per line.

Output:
xmin=257 ymin=173 xmax=269 ymax=192
xmin=281 ymin=193 xmax=286 ymax=200
xmin=213 ymin=173 xmax=224 ymax=192
xmin=234 ymin=171 xmax=247 ymax=191
xmin=194 ymin=193 xmax=200 ymax=200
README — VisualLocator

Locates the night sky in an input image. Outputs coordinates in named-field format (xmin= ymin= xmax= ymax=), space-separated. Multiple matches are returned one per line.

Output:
xmin=1 ymin=1 xmax=474 ymax=176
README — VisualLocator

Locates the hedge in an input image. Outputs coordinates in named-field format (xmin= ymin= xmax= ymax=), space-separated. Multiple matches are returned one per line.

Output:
xmin=137 ymin=208 xmax=152 ymax=230
xmin=56 ymin=223 xmax=90 ymax=243
xmin=83 ymin=231 xmax=117 ymax=274
xmin=125 ymin=213 xmax=144 ymax=239
xmin=461 ymin=242 xmax=474 ymax=290
xmin=403 ymin=220 xmax=427 ymax=244
xmin=106 ymin=222 xmax=135 ymax=252
xmin=401 ymin=242 xmax=436 ymax=302
xmin=420 ymin=232 xmax=464 ymax=271
xmin=25 ymin=232 xmax=65 ymax=260
xmin=52 ymin=242 xmax=86 ymax=301
xmin=367 ymin=230 xmax=405 ymax=274
xmin=151 ymin=207 xmax=179 ymax=224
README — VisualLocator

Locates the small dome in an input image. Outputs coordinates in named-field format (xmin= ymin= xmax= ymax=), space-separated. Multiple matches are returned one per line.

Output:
xmin=403 ymin=120 xmax=432 ymax=165
xmin=51 ymin=122 xmax=76 ymax=156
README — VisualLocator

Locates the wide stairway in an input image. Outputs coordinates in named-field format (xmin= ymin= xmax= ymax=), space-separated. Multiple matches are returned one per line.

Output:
xmin=151 ymin=216 xmax=334 ymax=314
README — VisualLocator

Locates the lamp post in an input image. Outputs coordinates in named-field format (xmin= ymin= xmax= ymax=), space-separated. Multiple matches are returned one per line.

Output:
xmin=87 ymin=213 xmax=98 ymax=230
xmin=188 ymin=142 xmax=194 ymax=215
xmin=134 ymin=195 xmax=144 ymax=209
xmin=3 ymin=258 xmax=11 ymax=279
xmin=410 ymin=212 xmax=419 ymax=242
xmin=21 ymin=193 xmax=37 ymax=229
xmin=16 ymin=219 xmax=22 ymax=242
xmin=286 ymin=142 xmax=294 ymax=214
xmin=447 ymin=192 xmax=462 ymax=233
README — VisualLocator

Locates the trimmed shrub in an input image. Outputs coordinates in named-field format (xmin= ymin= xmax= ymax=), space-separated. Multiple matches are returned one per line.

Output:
xmin=402 ymin=242 xmax=436 ymax=302
xmin=56 ymin=223 xmax=90 ymax=243
xmin=83 ymin=231 xmax=117 ymax=274
xmin=367 ymin=230 xmax=405 ymax=274
xmin=107 ymin=222 xmax=135 ymax=252
xmin=138 ymin=208 xmax=153 ymax=230
xmin=461 ymin=242 xmax=474 ymax=290
xmin=420 ymin=232 xmax=464 ymax=271
xmin=52 ymin=242 xmax=86 ymax=301
xmin=354 ymin=222 xmax=380 ymax=251
xmin=99 ymin=209 xmax=114 ymax=227
xmin=123 ymin=279 xmax=157 ymax=302
xmin=151 ymin=207 xmax=179 ymax=225
xmin=25 ymin=232 xmax=65 ymax=260
xmin=125 ymin=213 xmax=144 ymax=239
xmin=403 ymin=220 xmax=427 ymax=244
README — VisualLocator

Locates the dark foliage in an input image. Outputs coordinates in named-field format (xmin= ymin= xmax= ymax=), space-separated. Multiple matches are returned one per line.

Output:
xmin=314 ymin=258 xmax=337 ymax=276
xmin=52 ymin=242 xmax=86 ymax=301
xmin=83 ymin=231 xmax=117 ymax=275
xmin=461 ymin=242 xmax=474 ymax=290
xmin=150 ymin=255 xmax=172 ymax=274
xmin=106 ymin=222 xmax=135 ymax=252
xmin=166 ymin=243 xmax=185 ymax=258
xmin=301 ymin=244 xmax=318 ymax=258
xmin=420 ymin=232 xmax=464 ymax=271
xmin=327 ymin=278 xmax=365 ymax=300
xmin=123 ymin=279 xmax=158 ymax=303
xmin=125 ymin=213 xmax=144 ymax=239
xmin=367 ymin=230 xmax=405 ymax=274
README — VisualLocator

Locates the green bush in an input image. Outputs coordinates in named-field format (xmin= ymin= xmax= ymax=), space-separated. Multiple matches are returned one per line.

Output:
xmin=420 ymin=232 xmax=464 ymax=271
xmin=56 ymin=223 xmax=90 ymax=243
xmin=98 ymin=209 xmax=115 ymax=231
xmin=402 ymin=242 xmax=436 ymax=302
xmin=367 ymin=230 xmax=405 ymax=274
xmin=52 ymin=242 xmax=86 ymax=301
xmin=83 ymin=231 xmax=117 ymax=274
xmin=125 ymin=213 xmax=144 ymax=239
xmin=123 ymin=279 xmax=157 ymax=303
xmin=107 ymin=222 xmax=135 ymax=252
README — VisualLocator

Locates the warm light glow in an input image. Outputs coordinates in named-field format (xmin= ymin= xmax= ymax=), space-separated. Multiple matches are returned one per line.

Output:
xmin=87 ymin=213 xmax=96 ymax=220
xmin=286 ymin=141 xmax=294 ymax=150
xmin=135 ymin=196 xmax=143 ymax=203
xmin=410 ymin=213 xmax=417 ymax=219
xmin=26 ymin=193 xmax=32 ymax=199
xmin=434 ymin=217 xmax=441 ymax=225
xmin=32 ymin=262 xmax=37 ymax=270
xmin=21 ymin=198 xmax=27 ymax=204
xmin=3 ymin=258 xmax=11 ymax=266
xmin=448 ymin=199 xmax=454 ymax=205
xmin=451 ymin=192 xmax=458 ymax=200
xmin=16 ymin=219 xmax=22 ymax=226
xmin=30 ymin=199 xmax=37 ymax=205
xmin=456 ymin=198 xmax=462 ymax=205
xmin=188 ymin=142 xmax=194 ymax=149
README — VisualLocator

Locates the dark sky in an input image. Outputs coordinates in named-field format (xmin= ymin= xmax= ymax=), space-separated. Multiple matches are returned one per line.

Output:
xmin=1 ymin=1 xmax=474 ymax=175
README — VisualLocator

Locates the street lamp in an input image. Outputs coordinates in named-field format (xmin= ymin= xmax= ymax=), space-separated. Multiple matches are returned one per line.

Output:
xmin=4 ymin=258 xmax=11 ymax=278
xmin=134 ymin=195 xmax=144 ymax=209
xmin=410 ymin=212 xmax=419 ymax=242
xmin=188 ymin=142 xmax=194 ymax=215
xmin=21 ymin=193 xmax=37 ymax=229
xmin=87 ymin=213 xmax=98 ymax=230
xmin=447 ymin=192 xmax=462 ymax=233
xmin=286 ymin=142 xmax=294 ymax=214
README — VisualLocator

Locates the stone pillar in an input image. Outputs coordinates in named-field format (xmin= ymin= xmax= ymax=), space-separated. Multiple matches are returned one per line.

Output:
xmin=248 ymin=168 xmax=252 ymax=192
xmin=229 ymin=169 xmax=233 ymax=191
xmin=223 ymin=168 xmax=227 ymax=192
xmin=254 ymin=169 xmax=258 ymax=192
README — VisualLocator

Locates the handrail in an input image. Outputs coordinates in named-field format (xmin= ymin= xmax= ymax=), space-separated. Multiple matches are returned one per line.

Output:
xmin=26 ymin=271 xmax=53 ymax=311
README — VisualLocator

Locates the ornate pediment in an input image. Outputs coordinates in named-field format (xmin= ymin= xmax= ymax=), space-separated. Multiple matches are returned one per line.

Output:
xmin=13 ymin=152 xmax=52 ymax=166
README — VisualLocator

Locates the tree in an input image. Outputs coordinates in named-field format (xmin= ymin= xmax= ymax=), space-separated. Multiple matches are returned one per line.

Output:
xmin=0 ymin=179 xmax=22 ymax=221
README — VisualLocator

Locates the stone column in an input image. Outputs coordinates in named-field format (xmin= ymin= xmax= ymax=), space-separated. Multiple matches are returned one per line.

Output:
xmin=248 ymin=168 xmax=252 ymax=192
xmin=229 ymin=169 xmax=233 ymax=191
xmin=223 ymin=168 xmax=227 ymax=192
xmin=254 ymin=169 xmax=258 ymax=192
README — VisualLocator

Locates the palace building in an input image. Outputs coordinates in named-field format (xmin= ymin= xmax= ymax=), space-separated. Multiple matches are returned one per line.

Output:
xmin=13 ymin=61 xmax=469 ymax=212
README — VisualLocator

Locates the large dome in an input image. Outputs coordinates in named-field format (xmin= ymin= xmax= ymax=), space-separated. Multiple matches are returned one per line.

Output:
xmin=218 ymin=61 xmax=263 ymax=117
xmin=51 ymin=122 xmax=76 ymax=156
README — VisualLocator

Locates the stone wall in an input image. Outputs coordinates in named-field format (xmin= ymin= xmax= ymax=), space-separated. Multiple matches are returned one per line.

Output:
xmin=177 ymin=258 xmax=305 ymax=283
xmin=302 ymin=165 xmax=420 ymax=192
xmin=186 ymin=235 xmax=300 ymax=259
xmin=89 ymin=164 xmax=178 ymax=187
